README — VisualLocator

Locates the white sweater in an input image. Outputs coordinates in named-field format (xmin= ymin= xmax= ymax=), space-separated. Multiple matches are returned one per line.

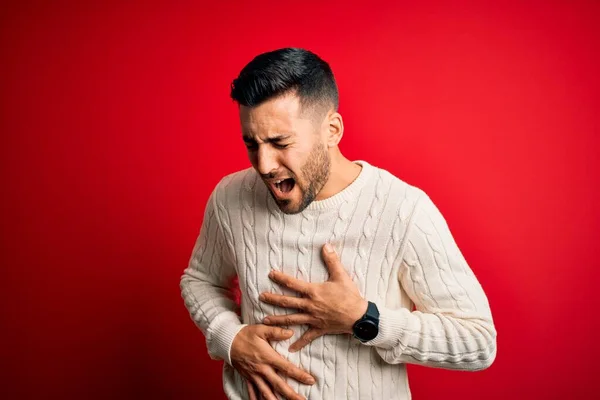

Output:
xmin=180 ymin=160 xmax=497 ymax=400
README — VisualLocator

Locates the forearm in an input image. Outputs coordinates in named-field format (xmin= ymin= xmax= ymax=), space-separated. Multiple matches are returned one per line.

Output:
xmin=364 ymin=190 xmax=497 ymax=371
xmin=180 ymin=268 xmax=246 ymax=365
xmin=180 ymin=184 xmax=246 ymax=365
xmin=366 ymin=305 xmax=496 ymax=371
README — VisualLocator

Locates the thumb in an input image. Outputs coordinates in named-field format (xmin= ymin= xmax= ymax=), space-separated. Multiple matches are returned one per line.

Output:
xmin=262 ymin=326 xmax=294 ymax=341
xmin=322 ymin=243 xmax=346 ymax=280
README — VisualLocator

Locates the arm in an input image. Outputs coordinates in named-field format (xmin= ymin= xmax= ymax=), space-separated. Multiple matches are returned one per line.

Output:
xmin=365 ymin=191 xmax=497 ymax=371
xmin=180 ymin=184 xmax=246 ymax=366
xmin=181 ymin=183 xmax=316 ymax=400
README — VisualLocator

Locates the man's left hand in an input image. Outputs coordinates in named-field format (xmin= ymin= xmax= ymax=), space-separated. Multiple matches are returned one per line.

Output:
xmin=259 ymin=243 xmax=368 ymax=352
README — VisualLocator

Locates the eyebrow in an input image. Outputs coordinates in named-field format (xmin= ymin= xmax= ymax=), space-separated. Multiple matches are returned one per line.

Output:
xmin=243 ymin=134 xmax=292 ymax=144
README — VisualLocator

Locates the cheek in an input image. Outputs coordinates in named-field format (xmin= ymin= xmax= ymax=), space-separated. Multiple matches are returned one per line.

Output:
xmin=285 ymin=147 xmax=311 ymax=168
xmin=281 ymin=154 xmax=303 ymax=176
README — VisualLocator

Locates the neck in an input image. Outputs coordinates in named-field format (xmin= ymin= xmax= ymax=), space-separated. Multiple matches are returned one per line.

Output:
xmin=315 ymin=150 xmax=362 ymax=201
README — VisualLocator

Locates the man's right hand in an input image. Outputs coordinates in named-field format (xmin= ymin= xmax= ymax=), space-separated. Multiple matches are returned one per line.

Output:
xmin=230 ymin=324 xmax=315 ymax=400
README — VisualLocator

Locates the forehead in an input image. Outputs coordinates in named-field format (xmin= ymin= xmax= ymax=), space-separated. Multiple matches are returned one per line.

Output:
xmin=239 ymin=94 xmax=312 ymax=138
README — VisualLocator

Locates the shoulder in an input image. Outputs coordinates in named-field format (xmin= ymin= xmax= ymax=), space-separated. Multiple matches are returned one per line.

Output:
xmin=210 ymin=166 xmax=263 ymax=210
xmin=366 ymin=163 xmax=451 ymax=244
xmin=372 ymin=164 xmax=449 ymax=228
xmin=215 ymin=167 xmax=257 ymax=192
xmin=366 ymin=161 xmax=426 ymax=212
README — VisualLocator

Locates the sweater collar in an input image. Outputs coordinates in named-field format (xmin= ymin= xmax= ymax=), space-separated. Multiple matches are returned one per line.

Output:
xmin=303 ymin=160 xmax=374 ymax=212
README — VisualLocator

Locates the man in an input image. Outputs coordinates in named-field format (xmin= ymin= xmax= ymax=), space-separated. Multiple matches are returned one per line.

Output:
xmin=180 ymin=47 xmax=496 ymax=400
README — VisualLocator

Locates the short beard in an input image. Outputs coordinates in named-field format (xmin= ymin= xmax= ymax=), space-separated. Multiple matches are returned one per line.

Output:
xmin=276 ymin=142 xmax=331 ymax=215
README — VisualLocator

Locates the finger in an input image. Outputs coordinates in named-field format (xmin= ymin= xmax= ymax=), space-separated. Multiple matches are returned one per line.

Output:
xmin=268 ymin=270 xmax=312 ymax=295
xmin=289 ymin=328 xmax=324 ymax=353
xmin=247 ymin=381 xmax=258 ymax=400
xmin=263 ymin=313 xmax=316 ymax=326
xmin=271 ymin=354 xmax=316 ymax=386
xmin=261 ymin=326 xmax=294 ymax=341
xmin=322 ymin=243 xmax=346 ymax=281
xmin=259 ymin=292 xmax=311 ymax=310
xmin=262 ymin=366 xmax=306 ymax=400
xmin=253 ymin=375 xmax=277 ymax=400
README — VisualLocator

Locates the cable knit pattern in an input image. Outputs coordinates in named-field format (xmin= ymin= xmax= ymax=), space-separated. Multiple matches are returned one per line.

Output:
xmin=216 ymin=175 xmax=238 ymax=266
xmin=370 ymin=179 xmax=408 ymax=400
xmin=180 ymin=160 xmax=497 ymax=400
xmin=241 ymin=170 xmax=261 ymax=315
xmin=322 ymin=197 xmax=354 ymax=399
xmin=295 ymin=211 xmax=316 ymax=399
xmin=357 ymin=170 xmax=386 ymax=293
xmin=346 ymin=170 xmax=386 ymax=399
xmin=265 ymin=188 xmax=290 ymax=366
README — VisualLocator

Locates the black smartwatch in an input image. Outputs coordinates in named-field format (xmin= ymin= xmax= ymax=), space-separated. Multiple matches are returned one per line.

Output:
xmin=352 ymin=301 xmax=380 ymax=342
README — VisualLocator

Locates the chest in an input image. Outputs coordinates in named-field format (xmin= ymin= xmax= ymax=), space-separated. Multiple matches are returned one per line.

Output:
xmin=227 ymin=206 xmax=401 ymax=299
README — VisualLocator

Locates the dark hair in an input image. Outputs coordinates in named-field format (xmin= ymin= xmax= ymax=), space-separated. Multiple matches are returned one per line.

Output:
xmin=230 ymin=47 xmax=339 ymax=115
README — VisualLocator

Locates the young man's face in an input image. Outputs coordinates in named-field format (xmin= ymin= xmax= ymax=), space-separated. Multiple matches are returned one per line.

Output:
xmin=239 ymin=93 xmax=331 ymax=214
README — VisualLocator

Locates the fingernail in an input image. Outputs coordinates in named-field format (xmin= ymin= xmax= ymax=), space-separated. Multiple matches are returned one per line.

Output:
xmin=263 ymin=317 xmax=271 ymax=324
xmin=259 ymin=293 xmax=265 ymax=300
xmin=268 ymin=270 xmax=274 ymax=278
xmin=324 ymin=243 xmax=335 ymax=253
xmin=307 ymin=377 xmax=315 ymax=385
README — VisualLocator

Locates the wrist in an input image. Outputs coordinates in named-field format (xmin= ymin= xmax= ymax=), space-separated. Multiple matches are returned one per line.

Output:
xmin=346 ymin=298 xmax=368 ymax=333
xmin=222 ymin=323 xmax=248 ymax=366
xmin=351 ymin=301 xmax=380 ymax=342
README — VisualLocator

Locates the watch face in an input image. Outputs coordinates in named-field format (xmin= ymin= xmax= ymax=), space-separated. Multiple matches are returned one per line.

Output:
xmin=354 ymin=320 xmax=378 ymax=341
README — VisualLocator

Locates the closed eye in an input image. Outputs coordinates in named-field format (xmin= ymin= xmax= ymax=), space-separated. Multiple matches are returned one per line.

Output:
xmin=242 ymin=135 xmax=291 ymax=151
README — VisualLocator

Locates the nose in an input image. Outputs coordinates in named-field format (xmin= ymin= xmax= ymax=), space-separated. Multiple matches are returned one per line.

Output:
xmin=255 ymin=145 xmax=279 ymax=176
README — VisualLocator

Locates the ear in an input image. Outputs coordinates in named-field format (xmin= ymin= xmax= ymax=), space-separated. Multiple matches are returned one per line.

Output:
xmin=326 ymin=111 xmax=344 ymax=148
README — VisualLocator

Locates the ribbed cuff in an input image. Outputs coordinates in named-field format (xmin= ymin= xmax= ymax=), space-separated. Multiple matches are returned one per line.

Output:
xmin=207 ymin=314 xmax=248 ymax=366
xmin=362 ymin=305 xmax=410 ymax=349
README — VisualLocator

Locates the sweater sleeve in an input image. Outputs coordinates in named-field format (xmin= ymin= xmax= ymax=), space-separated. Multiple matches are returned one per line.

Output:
xmin=180 ymin=184 xmax=246 ymax=366
xmin=364 ymin=191 xmax=497 ymax=371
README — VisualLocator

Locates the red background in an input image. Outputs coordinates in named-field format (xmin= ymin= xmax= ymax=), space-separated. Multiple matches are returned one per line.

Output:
xmin=2 ymin=1 xmax=599 ymax=399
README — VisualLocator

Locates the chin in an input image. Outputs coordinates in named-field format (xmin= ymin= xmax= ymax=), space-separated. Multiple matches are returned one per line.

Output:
xmin=274 ymin=193 xmax=312 ymax=214
xmin=269 ymin=185 xmax=314 ymax=215
xmin=276 ymin=199 xmax=303 ymax=215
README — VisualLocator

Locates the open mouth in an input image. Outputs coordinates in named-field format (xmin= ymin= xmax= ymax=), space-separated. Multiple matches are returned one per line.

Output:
xmin=273 ymin=178 xmax=296 ymax=195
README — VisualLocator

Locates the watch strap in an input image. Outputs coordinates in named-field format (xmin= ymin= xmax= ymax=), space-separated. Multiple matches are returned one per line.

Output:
xmin=364 ymin=301 xmax=379 ymax=321
xmin=352 ymin=301 xmax=380 ymax=342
